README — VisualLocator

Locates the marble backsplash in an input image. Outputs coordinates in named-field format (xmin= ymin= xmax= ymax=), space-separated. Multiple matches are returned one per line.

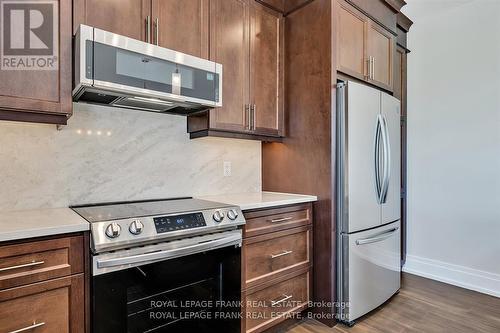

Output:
xmin=0 ymin=103 xmax=261 ymax=211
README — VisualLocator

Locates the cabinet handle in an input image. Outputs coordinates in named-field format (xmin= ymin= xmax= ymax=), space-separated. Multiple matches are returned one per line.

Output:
xmin=245 ymin=104 xmax=250 ymax=130
xmin=252 ymin=104 xmax=256 ymax=130
xmin=372 ymin=57 xmax=375 ymax=80
xmin=8 ymin=321 xmax=45 ymax=333
xmin=154 ymin=18 xmax=159 ymax=45
xmin=369 ymin=57 xmax=372 ymax=79
xmin=271 ymin=294 xmax=293 ymax=306
xmin=269 ymin=217 xmax=293 ymax=223
xmin=270 ymin=250 xmax=293 ymax=259
xmin=0 ymin=260 xmax=44 ymax=273
xmin=145 ymin=16 xmax=151 ymax=43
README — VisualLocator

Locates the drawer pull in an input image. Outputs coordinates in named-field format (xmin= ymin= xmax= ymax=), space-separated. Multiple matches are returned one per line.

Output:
xmin=8 ymin=321 xmax=45 ymax=333
xmin=270 ymin=250 xmax=293 ymax=259
xmin=0 ymin=260 xmax=45 ymax=273
xmin=269 ymin=217 xmax=293 ymax=223
xmin=271 ymin=294 xmax=293 ymax=306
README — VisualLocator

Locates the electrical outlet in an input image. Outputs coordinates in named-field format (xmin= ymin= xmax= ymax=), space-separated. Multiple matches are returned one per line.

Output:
xmin=223 ymin=161 xmax=232 ymax=177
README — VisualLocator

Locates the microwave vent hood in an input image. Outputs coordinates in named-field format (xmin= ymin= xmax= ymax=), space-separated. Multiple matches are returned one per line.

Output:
xmin=73 ymin=25 xmax=222 ymax=115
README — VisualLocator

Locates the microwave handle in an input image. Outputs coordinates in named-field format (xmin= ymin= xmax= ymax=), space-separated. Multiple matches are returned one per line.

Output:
xmin=96 ymin=232 xmax=242 ymax=269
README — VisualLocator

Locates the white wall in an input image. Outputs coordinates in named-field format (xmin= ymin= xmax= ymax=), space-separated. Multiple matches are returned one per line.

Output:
xmin=403 ymin=0 xmax=500 ymax=297
xmin=0 ymin=103 xmax=261 ymax=211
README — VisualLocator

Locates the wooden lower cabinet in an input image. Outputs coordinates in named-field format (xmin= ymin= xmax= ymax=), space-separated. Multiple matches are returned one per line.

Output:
xmin=0 ymin=275 xmax=84 ymax=333
xmin=241 ymin=203 xmax=313 ymax=333
xmin=0 ymin=233 xmax=86 ymax=333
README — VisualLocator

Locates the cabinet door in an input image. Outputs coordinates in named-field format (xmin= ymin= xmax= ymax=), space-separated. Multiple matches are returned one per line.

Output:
xmin=336 ymin=0 xmax=367 ymax=81
xmin=73 ymin=0 xmax=150 ymax=41
xmin=152 ymin=0 xmax=209 ymax=58
xmin=0 ymin=0 xmax=72 ymax=124
xmin=250 ymin=2 xmax=284 ymax=137
xmin=367 ymin=22 xmax=394 ymax=91
xmin=0 ymin=275 xmax=84 ymax=333
xmin=208 ymin=0 xmax=250 ymax=132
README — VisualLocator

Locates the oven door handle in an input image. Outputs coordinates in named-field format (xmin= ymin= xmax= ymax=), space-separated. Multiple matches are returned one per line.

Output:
xmin=96 ymin=233 xmax=242 ymax=269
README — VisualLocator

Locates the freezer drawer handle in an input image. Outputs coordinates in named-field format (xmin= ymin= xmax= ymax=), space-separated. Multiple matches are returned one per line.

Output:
xmin=271 ymin=294 xmax=293 ymax=306
xmin=269 ymin=217 xmax=293 ymax=223
xmin=270 ymin=250 xmax=293 ymax=259
xmin=355 ymin=227 xmax=399 ymax=246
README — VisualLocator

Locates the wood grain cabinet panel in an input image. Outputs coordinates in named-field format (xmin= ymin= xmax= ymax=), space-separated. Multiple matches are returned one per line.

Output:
xmin=336 ymin=0 xmax=367 ymax=80
xmin=0 ymin=235 xmax=83 ymax=290
xmin=208 ymin=0 xmax=250 ymax=132
xmin=73 ymin=0 xmax=150 ymax=41
xmin=243 ymin=203 xmax=312 ymax=237
xmin=0 ymin=0 xmax=72 ymax=125
xmin=152 ymin=0 xmax=209 ymax=58
xmin=243 ymin=270 xmax=310 ymax=333
xmin=244 ymin=226 xmax=311 ymax=288
xmin=250 ymin=2 xmax=284 ymax=136
xmin=187 ymin=0 xmax=284 ymax=141
xmin=335 ymin=0 xmax=395 ymax=92
xmin=241 ymin=203 xmax=313 ymax=332
xmin=367 ymin=22 xmax=394 ymax=90
xmin=0 ymin=274 xmax=84 ymax=333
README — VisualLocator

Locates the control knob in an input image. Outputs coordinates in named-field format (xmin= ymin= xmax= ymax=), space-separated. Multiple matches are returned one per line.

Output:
xmin=129 ymin=220 xmax=144 ymax=235
xmin=227 ymin=209 xmax=238 ymax=220
xmin=212 ymin=210 xmax=225 ymax=223
xmin=105 ymin=222 xmax=121 ymax=238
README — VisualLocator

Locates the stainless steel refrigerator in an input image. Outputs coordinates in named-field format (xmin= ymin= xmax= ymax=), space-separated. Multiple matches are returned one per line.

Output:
xmin=336 ymin=80 xmax=401 ymax=325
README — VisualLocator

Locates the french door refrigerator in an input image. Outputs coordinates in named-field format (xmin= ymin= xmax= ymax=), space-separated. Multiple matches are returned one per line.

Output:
xmin=336 ymin=80 xmax=401 ymax=325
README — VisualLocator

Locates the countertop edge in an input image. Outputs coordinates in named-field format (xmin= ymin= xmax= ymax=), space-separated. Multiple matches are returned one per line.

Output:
xmin=239 ymin=196 xmax=317 ymax=211
xmin=0 ymin=223 xmax=89 ymax=243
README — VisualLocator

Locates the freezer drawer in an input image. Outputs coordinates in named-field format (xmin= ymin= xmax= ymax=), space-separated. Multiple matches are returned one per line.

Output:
xmin=340 ymin=221 xmax=400 ymax=322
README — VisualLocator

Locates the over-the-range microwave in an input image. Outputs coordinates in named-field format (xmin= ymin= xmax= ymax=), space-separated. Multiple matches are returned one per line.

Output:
xmin=73 ymin=25 xmax=222 ymax=115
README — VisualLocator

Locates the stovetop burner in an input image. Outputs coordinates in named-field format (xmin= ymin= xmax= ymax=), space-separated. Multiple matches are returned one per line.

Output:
xmin=71 ymin=197 xmax=246 ymax=253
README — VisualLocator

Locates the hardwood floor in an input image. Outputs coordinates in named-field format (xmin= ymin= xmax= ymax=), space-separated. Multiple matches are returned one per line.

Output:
xmin=283 ymin=273 xmax=500 ymax=333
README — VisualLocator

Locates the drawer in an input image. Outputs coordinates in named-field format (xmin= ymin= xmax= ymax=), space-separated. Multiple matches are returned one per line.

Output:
xmin=243 ymin=203 xmax=312 ymax=238
xmin=244 ymin=270 xmax=310 ymax=333
xmin=244 ymin=226 xmax=311 ymax=288
xmin=0 ymin=275 xmax=84 ymax=333
xmin=0 ymin=236 xmax=84 ymax=290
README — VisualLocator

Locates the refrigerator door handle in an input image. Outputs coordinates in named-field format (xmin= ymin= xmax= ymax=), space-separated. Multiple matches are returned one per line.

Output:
xmin=380 ymin=115 xmax=391 ymax=204
xmin=374 ymin=115 xmax=383 ymax=204
xmin=355 ymin=227 xmax=399 ymax=245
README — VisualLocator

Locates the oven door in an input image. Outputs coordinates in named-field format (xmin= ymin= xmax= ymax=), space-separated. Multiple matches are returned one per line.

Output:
xmin=91 ymin=230 xmax=241 ymax=333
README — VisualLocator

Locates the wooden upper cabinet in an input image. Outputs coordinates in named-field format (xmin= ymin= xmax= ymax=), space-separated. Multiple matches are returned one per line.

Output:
xmin=73 ymin=0 xmax=150 ymax=41
xmin=366 ymin=22 xmax=394 ymax=91
xmin=250 ymin=2 xmax=284 ymax=137
xmin=152 ymin=0 xmax=209 ymax=58
xmin=208 ymin=0 xmax=250 ymax=132
xmin=74 ymin=0 xmax=209 ymax=58
xmin=336 ymin=0 xmax=367 ymax=80
xmin=0 ymin=0 xmax=72 ymax=125
xmin=335 ymin=0 xmax=395 ymax=92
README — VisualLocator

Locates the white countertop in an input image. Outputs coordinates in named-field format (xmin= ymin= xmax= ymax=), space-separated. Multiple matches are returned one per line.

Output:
xmin=197 ymin=191 xmax=317 ymax=211
xmin=0 ymin=208 xmax=89 ymax=242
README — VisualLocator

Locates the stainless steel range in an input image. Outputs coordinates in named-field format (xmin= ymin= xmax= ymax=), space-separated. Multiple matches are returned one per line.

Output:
xmin=72 ymin=198 xmax=244 ymax=333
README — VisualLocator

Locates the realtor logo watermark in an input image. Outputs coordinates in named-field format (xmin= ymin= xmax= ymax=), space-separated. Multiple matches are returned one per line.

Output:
xmin=1 ymin=0 xmax=58 ymax=70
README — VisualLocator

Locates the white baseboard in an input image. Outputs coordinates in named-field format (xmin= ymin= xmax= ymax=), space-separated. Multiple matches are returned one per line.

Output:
xmin=403 ymin=254 xmax=500 ymax=298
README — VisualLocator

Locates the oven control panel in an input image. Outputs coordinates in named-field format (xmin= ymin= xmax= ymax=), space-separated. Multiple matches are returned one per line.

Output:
xmin=90 ymin=205 xmax=246 ymax=253
xmin=154 ymin=213 xmax=206 ymax=233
